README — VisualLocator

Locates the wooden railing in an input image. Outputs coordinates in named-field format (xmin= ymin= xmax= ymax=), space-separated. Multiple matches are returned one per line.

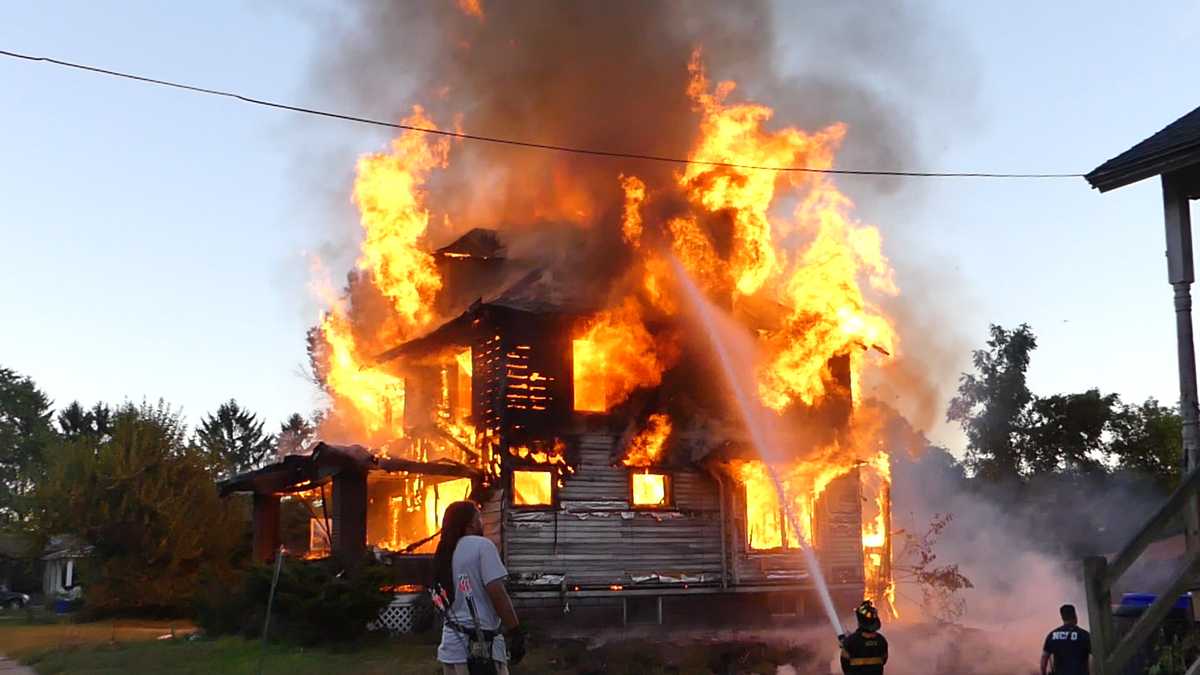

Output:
xmin=1084 ymin=464 xmax=1200 ymax=675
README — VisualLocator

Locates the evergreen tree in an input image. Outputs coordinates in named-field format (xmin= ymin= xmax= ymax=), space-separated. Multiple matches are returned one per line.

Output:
xmin=57 ymin=401 xmax=113 ymax=439
xmin=277 ymin=412 xmax=317 ymax=457
xmin=0 ymin=366 xmax=55 ymax=525
xmin=195 ymin=400 xmax=275 ymax=476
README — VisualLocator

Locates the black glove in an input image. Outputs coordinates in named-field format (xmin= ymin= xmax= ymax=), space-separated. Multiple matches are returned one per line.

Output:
xmin=505 ymin=625 xmax=527 ymax=665
xmin=837 ymin=633 xmax=847 ymax=647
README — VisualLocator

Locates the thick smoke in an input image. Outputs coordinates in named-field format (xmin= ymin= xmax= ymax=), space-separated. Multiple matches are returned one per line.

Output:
xmin=305 ymin=0 xmax=978 ymax=432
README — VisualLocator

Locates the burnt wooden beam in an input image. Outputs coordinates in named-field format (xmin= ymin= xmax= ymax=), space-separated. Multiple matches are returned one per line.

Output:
xmin=375 ymin=456 xmax=482 ymax=480
xmin=332 ymin=469 xmax=368 ymax=565
xmin=252 ymin=493 xmax=281 ymax=563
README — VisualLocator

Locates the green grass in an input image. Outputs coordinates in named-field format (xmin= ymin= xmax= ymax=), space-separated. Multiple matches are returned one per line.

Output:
xmin=18 ymin=637 xmax=438 ymax=675
xmin=0 ymin=618 xmax=817 ymax=674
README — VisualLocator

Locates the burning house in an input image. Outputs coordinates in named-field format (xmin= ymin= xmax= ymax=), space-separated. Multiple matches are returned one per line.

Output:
xmin=223 ymin=221 xmax=895 ymax=623
xmin=222 ymin=26 xmax=904 ymax=625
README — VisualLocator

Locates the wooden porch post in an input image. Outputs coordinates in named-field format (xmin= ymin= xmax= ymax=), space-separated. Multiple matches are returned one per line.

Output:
xmin=1164 ymin=171 xmax=1200 ymax=555
xmin=252 ymin=494 xmax=281 ymax=564
xmin=332 ymin=469 xmax=368 ymax=565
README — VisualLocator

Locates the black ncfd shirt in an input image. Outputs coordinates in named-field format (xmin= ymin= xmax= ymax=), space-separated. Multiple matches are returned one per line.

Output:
xmin=1043 ymin=624 xmax=1091 ymax=675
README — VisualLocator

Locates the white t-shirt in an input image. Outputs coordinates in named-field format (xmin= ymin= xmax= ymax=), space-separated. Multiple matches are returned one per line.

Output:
xmin=437 ymin=535 xmax=509 ymax=664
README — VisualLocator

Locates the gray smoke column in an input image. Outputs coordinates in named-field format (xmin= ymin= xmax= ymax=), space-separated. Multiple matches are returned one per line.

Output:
xmin=304 ymin=1 xmax=979 ymax=434
xmin=309 ymin=0 xmax=973 ymax=252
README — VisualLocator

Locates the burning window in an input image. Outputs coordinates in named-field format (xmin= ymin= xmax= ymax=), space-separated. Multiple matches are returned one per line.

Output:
xmin=630 ymin=472 xmax=669 ymax=508
xmin=572 ymin=338 xmax=607 ymax=412
xmin=454 ymin=348 xmax=472 ymax=421
xmin=512 ymin=470 xmax=552 ymax=506
xmin=737 ymin=461 xmax=806 ymax=551
xmin=369 ymin=474 xmax=473 ymax=554
xmin=422 ymin=477 xmax=473 ymax=535
xmin=309 ymin=518 xmax=331 ymax=555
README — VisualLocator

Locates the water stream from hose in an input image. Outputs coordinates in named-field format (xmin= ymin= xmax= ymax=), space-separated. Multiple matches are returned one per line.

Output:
xmin=671 ymin=257 xmax=844 ymax=637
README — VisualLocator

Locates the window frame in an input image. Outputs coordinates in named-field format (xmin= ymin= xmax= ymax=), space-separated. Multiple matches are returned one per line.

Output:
xmin=509 ymin=468 xmax=556 ymax=509
xmin=628 ymin=470 xmax=673 ymax=510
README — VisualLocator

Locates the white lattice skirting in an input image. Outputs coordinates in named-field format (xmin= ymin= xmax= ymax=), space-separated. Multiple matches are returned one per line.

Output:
xmin=369 ymin=593 xmax=432 ymax=634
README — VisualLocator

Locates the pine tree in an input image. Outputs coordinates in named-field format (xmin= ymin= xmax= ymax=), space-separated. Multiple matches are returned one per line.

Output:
xmin=195 ymin=400 xmax=276 ymax=476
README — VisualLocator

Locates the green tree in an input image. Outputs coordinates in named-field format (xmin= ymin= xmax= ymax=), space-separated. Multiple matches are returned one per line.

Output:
xmin=34 ymin=401 xmax=244 ymax=615
xmin=277 ymin=412 xmax=316 ymax=457
xmin=1108 ymin=398 xmax=1183 ymax=489
xmin=946 ymin=324 xmax=1037 ymax=482
xmin=1020 ymin=389 xmax=1118 ymax=475
xmin=196 ymin=400 xmax=275 ymax=477
xmin=0 ymin=366 xmax=55 ymax=525
xmin=57 ymin=401 xmax=112 ymax=439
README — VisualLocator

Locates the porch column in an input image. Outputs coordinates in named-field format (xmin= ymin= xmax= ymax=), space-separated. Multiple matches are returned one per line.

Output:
xmin=252 ymin=493 xmax=281 ymax=564
xmin=1163 ymin=171 xmax=1200 ymax=554
xmin=332 ymin=469 xmax=368 ymax=565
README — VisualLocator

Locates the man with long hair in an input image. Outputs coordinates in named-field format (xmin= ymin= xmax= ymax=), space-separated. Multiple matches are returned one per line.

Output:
xmin=433 ymin=500 xmax=525 ymax=674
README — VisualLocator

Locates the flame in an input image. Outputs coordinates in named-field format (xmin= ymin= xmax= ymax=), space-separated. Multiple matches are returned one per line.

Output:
xmin=318 ymin=310 xmax=406 ymax=438
xmin=757 ymin=191 xmax=897 ymax=410
xmin=456 ymin=0 xmax=483 ymax=20
xmin=680 ymin=51 xmax=842 ymax=298
xmin=309 ymin=50 xmax=903 ymax=599
xmin=730 ymin=456 xmax=857 ymax=549
xmin=572 ymin=298 xmax=668 ymax=412
xmin=860 ymin=451 xmax=897 ymax=618
xmin=512 ymin=469 xmax=552 ymax=506
xmin=622 ymin=413 xmax=672 ymax=467
xmin=376 ymin=476 xmax=472 ymax=553
xmin=312 ymin=108 xmax=452 ymax=441
xmin=352 ymin=106 xmax=448 ymax=334
xmin=619 ymin=174 xmax=646 ymax=247
xmin=631 ymin=471 xmax=668 ymax=507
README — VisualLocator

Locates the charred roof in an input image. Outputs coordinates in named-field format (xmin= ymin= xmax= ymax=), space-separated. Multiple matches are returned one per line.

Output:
xmin=436 ymin=228 xmax=506 ymax=260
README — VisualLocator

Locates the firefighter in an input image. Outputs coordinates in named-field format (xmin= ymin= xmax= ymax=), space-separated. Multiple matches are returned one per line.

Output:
xmin=839 ymin=600 xmax=888 ymax=674
xmin=1040 ymin=604 xmax=1090 ymax=675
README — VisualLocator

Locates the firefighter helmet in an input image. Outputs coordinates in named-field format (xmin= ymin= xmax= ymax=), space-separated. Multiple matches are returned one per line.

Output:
xmin=855 ymin=600 xmax=881 ymax=631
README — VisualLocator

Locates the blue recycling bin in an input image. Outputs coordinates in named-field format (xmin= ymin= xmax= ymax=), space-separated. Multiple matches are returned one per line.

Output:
xmin=1113 ymin=593 xmax=1194 ymax=675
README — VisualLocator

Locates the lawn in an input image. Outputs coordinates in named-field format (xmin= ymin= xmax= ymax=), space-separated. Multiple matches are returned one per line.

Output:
xmin=0 ymin=617 xmax=817 ymax=674
xmin=0 ymin=616 xmax=441 ymax=674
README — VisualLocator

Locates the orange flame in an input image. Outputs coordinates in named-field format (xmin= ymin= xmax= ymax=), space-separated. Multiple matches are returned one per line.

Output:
xmin=572 ymin=298 xmax=669 ymax=412
xmin=622 ymin=413 xmax=672 ymax=467
xmin=319 ymin=310 xmax=406 ymax=438
xmin=631 ymin=472 xmax=668 ymax=507
xmin=456 ymin=0 xmax=484 ymax=21
xmin=312 ymin=108 xmax=452 ymax=441
xmin=352 ymin=107 xmax=448 ymax=335
xmin=619 ymin=174 xmax=647 ymax=247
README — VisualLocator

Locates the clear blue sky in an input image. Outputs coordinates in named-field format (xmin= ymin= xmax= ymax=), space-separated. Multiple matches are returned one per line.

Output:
xmin=1 ymin=2 xmax=1197 ymax=449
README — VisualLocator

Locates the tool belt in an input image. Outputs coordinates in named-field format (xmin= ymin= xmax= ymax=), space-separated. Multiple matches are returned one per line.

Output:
xmin=435 ymin=588 xmax=501 ymax=675
xmin=444 ymin=616 xmax=499 ymax=643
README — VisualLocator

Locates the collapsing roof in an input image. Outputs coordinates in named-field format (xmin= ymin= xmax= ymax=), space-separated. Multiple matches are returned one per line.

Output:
xmin=1086 ymin=105 xmax=1200 ymax=193
xmin=436 ymin=227 xmax=506 ymax=260
xmin=375 ymin=267 xmax=595 ymax=363
xmin=218 ymin=441 xmax=481 ymax=496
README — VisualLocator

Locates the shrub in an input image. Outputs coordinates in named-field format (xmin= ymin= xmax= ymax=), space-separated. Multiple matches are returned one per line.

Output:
xmin=197 ymin=556 xmax=395 ymax=646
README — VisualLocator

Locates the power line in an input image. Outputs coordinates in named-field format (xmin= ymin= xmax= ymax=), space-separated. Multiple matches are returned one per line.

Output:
xmin=0 ymin=47 xmax=1084 ymax=179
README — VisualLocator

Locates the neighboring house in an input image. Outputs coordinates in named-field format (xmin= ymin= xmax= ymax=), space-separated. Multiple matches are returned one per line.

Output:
xmin=42 ymin=535 xmax=92 ymax=600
